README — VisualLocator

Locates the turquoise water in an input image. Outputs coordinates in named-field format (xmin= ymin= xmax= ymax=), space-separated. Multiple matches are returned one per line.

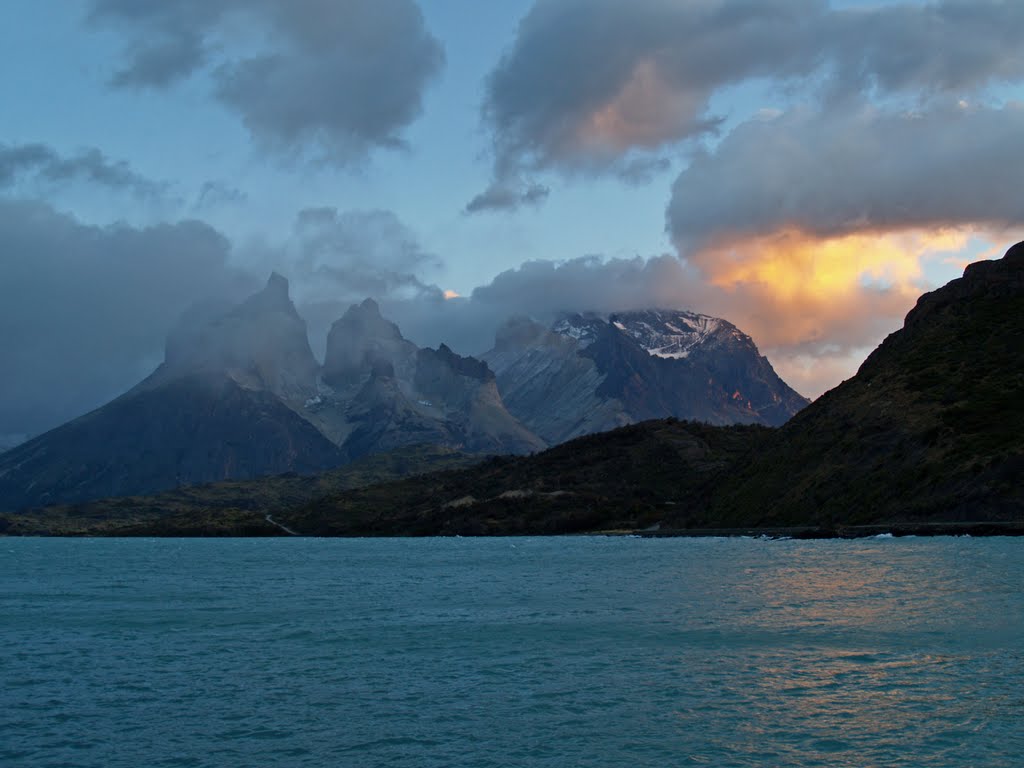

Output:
xmin=2 ymin=537 xmax=1022 ymax=767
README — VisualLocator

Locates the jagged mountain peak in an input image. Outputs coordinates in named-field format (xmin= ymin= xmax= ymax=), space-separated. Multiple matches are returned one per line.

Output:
xmin=266 ymin=270 xmax=290 ymax=296
xmin=323 ymin=298 xmax=416 ymax=388
xmin=160 ymin=273 xmax=318 ymax=402
xmin=229 ymin=272 xmax=301 ymax=320
xmin=551 ymin=308 xmax=745 ymax=361
xmin=334 ymin=297 xmax=399 ymax=336
xmin=487 ymin=304 xmax=808 ymax=439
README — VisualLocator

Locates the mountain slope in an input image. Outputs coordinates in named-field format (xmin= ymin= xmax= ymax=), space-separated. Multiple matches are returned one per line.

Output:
xmin=484 ymin=309 xmax=807 ymax=443
xmin=6 ymin=245 xmax=1020 ymax=537
xmin=162 ymin=272 xmax=320 ymax=406
xmin=704 ymin=242 xmax=1024 ymax=527
xmin=0 ymin=374 xmax=344 ymax=511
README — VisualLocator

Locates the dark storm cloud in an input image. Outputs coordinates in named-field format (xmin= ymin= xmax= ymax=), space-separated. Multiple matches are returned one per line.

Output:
xmin=475 ymin=0 xmax=1024 ymax=206
xmin=0 ymin=199 xmax=254 ymax=440
xmin=0 ymin=142 xmax=165 ymax=198
xmin=90 ymin=0 xmax=444 ymax=164
xmin=668 ymin=102 xmax=1024 ymax=248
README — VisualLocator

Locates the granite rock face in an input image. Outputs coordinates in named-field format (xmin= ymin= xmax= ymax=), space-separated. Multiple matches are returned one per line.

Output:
xmin=322 ymin=298 xmax=418 ymax=388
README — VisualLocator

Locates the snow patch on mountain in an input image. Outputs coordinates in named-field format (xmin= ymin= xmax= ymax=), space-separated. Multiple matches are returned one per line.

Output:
xmin=551 ymin=315 xmax=605 ymax=349
xmin=611 ymin=310 xmax=725 ymax=359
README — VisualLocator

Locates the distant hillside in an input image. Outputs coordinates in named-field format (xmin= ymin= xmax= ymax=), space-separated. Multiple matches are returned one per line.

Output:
xmin=279 ymin=420 xmax=770 ymax=536
xmin=0 ymin=445 xmax=483 ymax=536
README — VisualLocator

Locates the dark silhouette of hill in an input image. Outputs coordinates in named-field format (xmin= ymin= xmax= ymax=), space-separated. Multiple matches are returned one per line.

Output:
xmin=704 ymin=241 xmax=1024 ymax=528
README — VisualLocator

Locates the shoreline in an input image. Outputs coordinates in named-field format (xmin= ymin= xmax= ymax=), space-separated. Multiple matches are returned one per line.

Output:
xmin=2 ymin=521 xmax=1023 ymax=539
xmin=605 ymin=522 xmax=1024 ymax=539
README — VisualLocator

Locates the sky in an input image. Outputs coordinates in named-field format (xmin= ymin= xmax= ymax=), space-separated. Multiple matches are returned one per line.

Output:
xmin=2 ymin=0 xmax=1023 ymax=446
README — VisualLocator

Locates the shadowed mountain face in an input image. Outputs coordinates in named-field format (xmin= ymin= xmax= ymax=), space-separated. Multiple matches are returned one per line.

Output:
xmin=0 ymin=375 xmax=345 ymax=511
xmin=704 ymin=242 xmax=1024 ymax=527
xmin=322 ymin=298 xmax=418 ymax=389
xmin=484 ymin=309 xmax=808 ymax=444
xmin=232 ymin=244 xmax=1024 ymax=537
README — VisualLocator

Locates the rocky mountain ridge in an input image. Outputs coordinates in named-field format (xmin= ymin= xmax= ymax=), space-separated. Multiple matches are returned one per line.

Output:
xmin=0 ymin=274 xmax=808 ymax=511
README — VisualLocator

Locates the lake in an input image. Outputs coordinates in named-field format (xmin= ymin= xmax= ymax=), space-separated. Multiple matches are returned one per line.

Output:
xmin=2 ymin=536 xmax=1022 ymax=767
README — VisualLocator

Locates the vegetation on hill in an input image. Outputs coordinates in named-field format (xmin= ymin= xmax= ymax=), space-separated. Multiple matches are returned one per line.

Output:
xmin=279 ymin=420 xmax=770 ymax=536
xmin=0 ymin=445 xmax=482 ymax=536
xmin=705 ymin=243 xmax=1024 ymax=528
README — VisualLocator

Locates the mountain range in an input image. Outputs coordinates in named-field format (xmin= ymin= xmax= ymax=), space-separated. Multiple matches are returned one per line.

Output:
xmin=273 ymin=240 xmax=1019 ymax=537
xmin=0 ymin=275 xmax=805 ymax=510
xmin=2 ymin=242 xmax=1020 ymax=535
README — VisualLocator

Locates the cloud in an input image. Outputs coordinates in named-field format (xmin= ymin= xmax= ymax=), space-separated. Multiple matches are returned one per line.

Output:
xmin=474 ymin=0 xmax=1024 ymax=202
xmin=380 ymin=254 xmax=719 ymax=358
xmin=656 ymin=98 xmax=1024 ymax=396
xmin=90 ymin=0 xmax=445 ymax=164
xmin=193 ymin=180 xmax=247 ymax=211
xmin=465 ymin=179 xmax=550 ymax=214
xmin=0 ymin=199 xmax=253 ymax=440
xmin=0 ymin=142 xmax=165 ymax=198
xmin=253 ymin=208 xmax=446 ymax=357
xmin=287 ymin=208 xmax=441 ymax=300
xmin=668 ymin=102 xmax=1024 ymax=249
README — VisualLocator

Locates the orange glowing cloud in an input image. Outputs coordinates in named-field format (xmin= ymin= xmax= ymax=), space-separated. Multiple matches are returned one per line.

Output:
xmin=674 ymin=227 xmax=1008 ymax=397
xmin=577 ymin=59 xmax=703 ymax=155
xmin=443 ymin=289 xmax=461 ymax=300
xmin=688 ymin=228 xmax=976 ymax=349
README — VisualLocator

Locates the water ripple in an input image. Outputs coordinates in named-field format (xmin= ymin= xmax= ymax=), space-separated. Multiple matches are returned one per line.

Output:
xmin=1 ymin=536 xmax=1022 ymax=767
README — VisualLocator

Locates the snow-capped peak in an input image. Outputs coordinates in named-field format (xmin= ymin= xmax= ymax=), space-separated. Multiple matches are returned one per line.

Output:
xmin=611 ymin=310 xmax=725 ymax=359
